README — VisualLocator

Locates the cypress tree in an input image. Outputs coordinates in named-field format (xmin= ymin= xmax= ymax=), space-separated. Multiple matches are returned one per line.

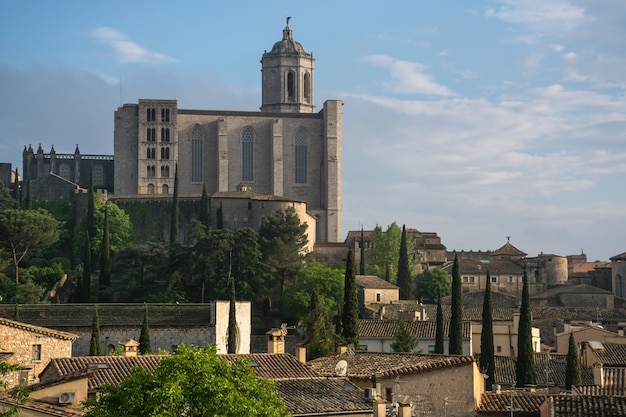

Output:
xmin=391 ymin=320 xmax=417 ymax=353
xmin=480 ymin=271 xmax=495 ymax=391
xmin=448 ymin=253 xmax=463 ymax=354
xmin=89 ymin=305 xmax=102 ymax=356
xmin=12 ymin=169 xmax=20 ymax=207
xmin=434 ymin=292 xmax=444 ymax=354
xmin=304 ymin=289 xmax=336 ymax=360
xmin=516 ymin=265 xmax=536 ymax=387
xmin=99 ymin=203 xmax=111 ymax=293
xmin=227 ymin=275 xmax=238 ymax=354
xmin=341 ymin=250 xmax=359 ymax=348
xmin=200 ymin=184 xmax=210 ymax=230
xmin=138 ymin=303 xmax=152 ymax=355
xmin=86 ymin=168 xmax=96 ymax=245
xmin=82 ymin=232 xmax=92 ymax=302
xmin=565 ymin=332 xmax=582 ymax=390
xmin=170 ymin=164 xmax=179 ymax=244
xmin=359 ymin=227 xmax=365 ymax=275
xmin=25 ymin=175 xmax=32 ymax=210
xmin=396 ymin=224 xmax=411 ymax=299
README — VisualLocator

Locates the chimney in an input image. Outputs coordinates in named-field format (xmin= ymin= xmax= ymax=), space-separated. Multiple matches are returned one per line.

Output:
xmin=337 ymin=345 xmax=348 ymax=354
xmin=123 ymin=339 xmax=140 ymax=357
xmin=593 ymin=363 xmax=604 ymax=387
xmin=266 ymin=327 xmax=287 ymax=354
xmin=373 ymin=400 xmax=386 ymax=417
xmin=296 ymin=347 xmax=306 ymax=363
xmin=398 ymin=402 xmax=412 ymax=417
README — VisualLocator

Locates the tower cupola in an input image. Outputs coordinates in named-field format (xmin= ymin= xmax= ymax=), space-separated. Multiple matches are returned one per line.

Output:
xmin=261 ymin=18 xmax=315 ymax=113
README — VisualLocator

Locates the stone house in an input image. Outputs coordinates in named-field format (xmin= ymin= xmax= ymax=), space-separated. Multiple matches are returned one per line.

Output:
xmin=531 ymin=284 xmax=615 ymax=308
xmin=356 ymin=275 xmax=399 ymax=316
xmin=612 ymin=252 xmax=626 ymax=299
xmin=472 ymin=313 xmax=542 ymax=357
xmin=0 ymin=317 xmax=76 ymax=388
xmin=0 ymin=302 xmax=250 ymax=356
xmin=554 ymin=323 xmax=625 ymax=354
xmin=307 ymin=351 xmax=482 ymax=417
xmin=358 ymin=318 xmax=473 ymax=355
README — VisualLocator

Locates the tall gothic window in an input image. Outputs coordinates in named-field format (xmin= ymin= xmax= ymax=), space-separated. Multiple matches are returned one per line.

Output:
xmin=161 ymin=147 xmax=170 ymax=160
xmin=59 ymin=163 xmax=70 ymax=180
xmin=147 ymin=108 xmax=156 ymax=122
xmin=242 ymin=127 xmax=254 ymax=182
xmin=162 ymin=184 xmax=169 ymax=194
xmin=191 ymin=125 xmax=203 ymax=183
xmin=147 ymin=128 xmax=156 ymax=142
xmin=161 ymin=128 xmax=170 ymax=142
xmin=93 ymin=165 xmax=104 ymax=186
xmin=287 ymin=71 xmax=295 ymax=101
xmin=295 ymin=128 xmax=308 ymax=184
xmin=303 ymin=72 xmax=311 ymax=103
xmin=161 ymin=108 xmax=170 ymax=123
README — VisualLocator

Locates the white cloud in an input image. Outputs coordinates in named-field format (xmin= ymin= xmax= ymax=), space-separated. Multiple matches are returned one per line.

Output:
xmin=363 ymin=55 xmax=456 ymax=97
xmin=90 ymin=27 xmax=176 ymax=64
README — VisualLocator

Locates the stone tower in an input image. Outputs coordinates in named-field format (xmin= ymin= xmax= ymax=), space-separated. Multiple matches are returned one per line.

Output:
xmin=261 ymin=19 xmax=315 ymax=113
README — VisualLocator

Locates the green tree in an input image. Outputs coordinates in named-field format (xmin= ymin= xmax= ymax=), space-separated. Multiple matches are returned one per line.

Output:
xmin=258 ymin=207 xmax=308 ymax=306
xmin=434 ymin=292 xmax=444 ymax=354
xmin=99 ymin=203 xmax=111 ymax=294
xmin=199 ymin=184 xmax=211 ymax=231
xmin=359 ymin=228 xmax=365 ymax=275
xmin=280 ymin=262 xmax=344 ymax=322
xmin=216 ymin=201 xmax=224 ymax=229
xmin=416 ymin=268 xmax=451 ymax=304
xmin=516 ymin=265 xmax=536 ymax=387
xmin=90 ymin=305 xmax=102 ymax=356
xmin=139 ymin=303 xmax=152 ymax=355
xmin=366 ymin=222 xmax=418 ymax=283
xmin=13 ymin=303 xmax=19 ymax=321
xmin=1 ymin=360 xmax=28 ymax=417
xmin=303 ymin=289 xmax=337 ymax=360
xmin=25 ymin=176 xmax=32 ymax=210
xmin=448 ymin=254 xmax=463 ymax=355
xmin=86 ymin=168 xmax=97 ymax=249
xmin=480 ymin=271 xmax=495 ymax=391
xmin=565 ymin=332 xmax=581 ymax=390
xmin=81 ymin=232 xmax=92 ymax=302
xmin=170 ymin=164 xmax=179 ymax=244
xmin=0 ymin=208 xmax=59 ymax=284
xmin=227 ymin=275 xmax=237 ymax=354
xmin=0 ymin=181 xmax=18 ymax=211
xmin=83 ymin=344 xmax=291 ymax=417
xmin=391 ymin=320 xmax=417 ymax=353
xmin=341 ymin=250 xmax=359 ymax=348
xmin=396 ymin=225 xmax=412 ymax=299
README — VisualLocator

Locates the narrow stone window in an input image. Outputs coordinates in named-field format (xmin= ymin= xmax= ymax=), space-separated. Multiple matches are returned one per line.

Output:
xmin=303 ymin=72 xmax=311 ymax=103
xmin=161 ymin=108 xmax=170 ymax=123
xmin=287 ymin=71 xmax=295 ymax=101
xmin=295 ymin=128 xmax=308 ymax=184
xmin=191 ymin=125 xmax=204 ymax=183
xmin=147 ymin=108 xmax=156 ymax=122
xmin=242 ymin=127 xmax=254 ymax=182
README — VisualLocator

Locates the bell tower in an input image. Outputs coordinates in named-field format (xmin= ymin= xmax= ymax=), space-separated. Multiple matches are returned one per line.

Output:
xmin=261 ymin=19 xmax=315 ymax=113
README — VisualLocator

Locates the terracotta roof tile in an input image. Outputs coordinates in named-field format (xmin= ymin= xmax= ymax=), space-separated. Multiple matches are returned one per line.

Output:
xmin=0 ymin=394 xmax=85 ymax=416
xmin=359 ymin=319 xmax=471 ymax=338
xmin=275 ymin=378 xmax=371 ymax=415
xmin=221 ymin=353 xmax=321 ymax=380
xmin=0 ymin=317 xmax=77 ymax=340
xmin=356 ymin=275 xmax=399 ymax=290
xmin=547 ymin=394 xmax=626 ymax=417
xmin=477 ymin=390 xmax=546 ymax=414
xmin=588 ymin=343 xmax=626 ymax=366
xmin=494 ymin=353 xmax=594 ymax=387
xmin=307 ymin=351 xmax=475 ymax=380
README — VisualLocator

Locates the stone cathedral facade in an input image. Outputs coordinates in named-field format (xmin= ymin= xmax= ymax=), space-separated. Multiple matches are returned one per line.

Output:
xmin=114 ymin=23 xmax=342 ymax=242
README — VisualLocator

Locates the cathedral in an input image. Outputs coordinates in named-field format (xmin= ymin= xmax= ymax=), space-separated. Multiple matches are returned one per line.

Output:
xmin=113 ymin=22 xmax=342 ymax=242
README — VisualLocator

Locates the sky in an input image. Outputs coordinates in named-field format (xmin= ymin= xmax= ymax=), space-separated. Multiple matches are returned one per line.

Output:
xmin=1 ymin=0 xmax=625 ymax=262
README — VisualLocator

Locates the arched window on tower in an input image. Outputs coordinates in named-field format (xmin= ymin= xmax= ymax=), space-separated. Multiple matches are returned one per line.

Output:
xmin=242 ymin=127 xmax=254 ymax=182
xmin=147 ymin=184 xmax=155 ymax=194
xmin=287 ymin=71 xmax=295 ymax=102
xmin=303 ymin=72 xmax=311 ymax=103
xmin=191 ymin=125 xmax=204 ymax=182
xmin=295 ymin=128 xmax=308 ymax=184
xmin=162 ymin=184 xmax=169 ymax=194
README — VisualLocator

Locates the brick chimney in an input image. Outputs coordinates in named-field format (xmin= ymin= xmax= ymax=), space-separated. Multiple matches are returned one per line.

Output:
xmin=123 ymin=339 xmax=140 ymax=357
xmin=266 ymin=327 xmax=287 ymax=354
xmin=593 ymin=363 xmax=604 ymax=387
xmin=296 ymin=347 xmax=306 ymax=363
xmin=373 ymin=400 xmax=386 ymax=417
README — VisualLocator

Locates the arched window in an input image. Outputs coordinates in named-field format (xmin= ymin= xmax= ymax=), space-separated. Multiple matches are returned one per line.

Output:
xmin=287 ymin=71 xmax=295 ymax=101
xmin=147 ymin=184 xmax=155 ymax=194
xmin=242 ymin=127 xmax=254 ymax=182
xmin=161 ymin=128 xmax=170 ymax=142
xmin=59 ymin=163 xmax=70 ymax=180
xmin=191 ymin=125 xmax=204 ymax=182
xmin=161 ymin=108 xmax=170 ymax=123
xmin=295 ymin=128 xmax=308 ymax=184
xmin=162 ymin=184 xmax=169 ymax=194
xmin=304 ymin=72 xmax=311 ymax=103
xmin=161 ymin=147 xmax=170 ymax=160
xmin=147 ymin=128 xmax=156 ymax=142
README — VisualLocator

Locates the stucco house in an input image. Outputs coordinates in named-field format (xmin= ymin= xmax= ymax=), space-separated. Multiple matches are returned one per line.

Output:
xmin=0 ymin=317 xmax=76 ymax=388
xmin=355 ymin=275 xmax=399 ymax=316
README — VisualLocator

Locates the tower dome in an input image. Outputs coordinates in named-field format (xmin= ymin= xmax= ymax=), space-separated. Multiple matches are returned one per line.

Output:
xmin=261 ymin=19 xmax=315 ymax=113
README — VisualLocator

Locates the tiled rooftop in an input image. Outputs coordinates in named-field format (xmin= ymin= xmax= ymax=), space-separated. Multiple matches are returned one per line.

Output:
xmin=356 ymin=275 xmax=399 ymax=290
xmin=359 ymin=319 xmax=471 ymax=338
xmin=0 ymin=317 xmax=77 ymax=340
xmin=0 ymin=394 xmax=85 ymax=416
xmin=494 ymin=352 xmax=594 ymax=387
xmin=307 ymin=351 xmax=474 ymax=380
xmin=275 ymin=378 xmax=371 ymax=415
xmin=587 ymin=343 xmax=626 ymax=366
xmin=547 ymin=394 xmax=626 ymax=417
xmin=477 ymin=389 xmax=546 ymax=414
xmin=221 ymin=353 xmax=320 ymax=380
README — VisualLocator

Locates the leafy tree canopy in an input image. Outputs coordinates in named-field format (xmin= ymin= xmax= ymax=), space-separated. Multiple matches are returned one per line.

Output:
xmin=83 ymin=344 xmax=291 ymax=417
xmin=391 ymin=320 xmax=418 ymax=353
xmin=365 ymin=222 xmax=418 ymax=283
xmin=415 ymin=268 xmax=451 ymax=304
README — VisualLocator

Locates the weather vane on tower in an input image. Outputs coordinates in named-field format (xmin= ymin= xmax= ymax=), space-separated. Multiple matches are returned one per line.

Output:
xmin=286 ymin=16 xmax=291 ymax=26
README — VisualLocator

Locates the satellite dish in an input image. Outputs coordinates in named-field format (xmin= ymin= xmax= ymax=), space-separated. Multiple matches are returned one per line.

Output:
xmin=335 ymin=359 xmax=348 ymax=376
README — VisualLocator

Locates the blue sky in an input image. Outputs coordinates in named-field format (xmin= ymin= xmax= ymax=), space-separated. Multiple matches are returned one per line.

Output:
xmin=1 ymin=0 xmax=625 ymax=261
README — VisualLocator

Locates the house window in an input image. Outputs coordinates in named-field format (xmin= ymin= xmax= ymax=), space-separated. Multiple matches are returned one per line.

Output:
xmin=491 ymin=276 xmax=498 ymax=283
xmin=497 ymin=346 xmax=502 ymax=353
xmin=191 ymin=125 xmax=203 ymax=183
xmin=508 ymin=276 xmax=514 ymax=283
xmin=359 ymin=345 xmax=368 ymax=351
xmin=295 ymin=129 xmax=308 ymax=184
xmin=242 ymin=127 xmax=254 ymax=182
xmin=469 ymin=276 xmax=475 ymax=284
xmin=428 ymin=345 xmax=436 ymax=354
xmin=161 ymin=108 xmax=170 ymax=123
xmin=385 ymin=388 xmax=393 ymax=403
xmin=375 ymin=292 xmax=381 ymax=302
xmin=248 ymin=202 xmax=252 ymax=210
xmin=147 ymin=108 xmax=156 ymax=122
xmin=32 ymin=344 xmax=42 ymax=362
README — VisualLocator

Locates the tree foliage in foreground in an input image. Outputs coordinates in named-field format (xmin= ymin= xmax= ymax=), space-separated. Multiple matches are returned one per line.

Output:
xmin=341 ymin=250 xmax=359 ymax=348
xmin=391 ymin=320 xmax=417 ymax=353
xmin=448 ymin=254 xmax=463 ymax=355
xmin=516 ymin=265 xmax=536 ymax=387
xmin=83 ymin=344 xmax=291 ymax=417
